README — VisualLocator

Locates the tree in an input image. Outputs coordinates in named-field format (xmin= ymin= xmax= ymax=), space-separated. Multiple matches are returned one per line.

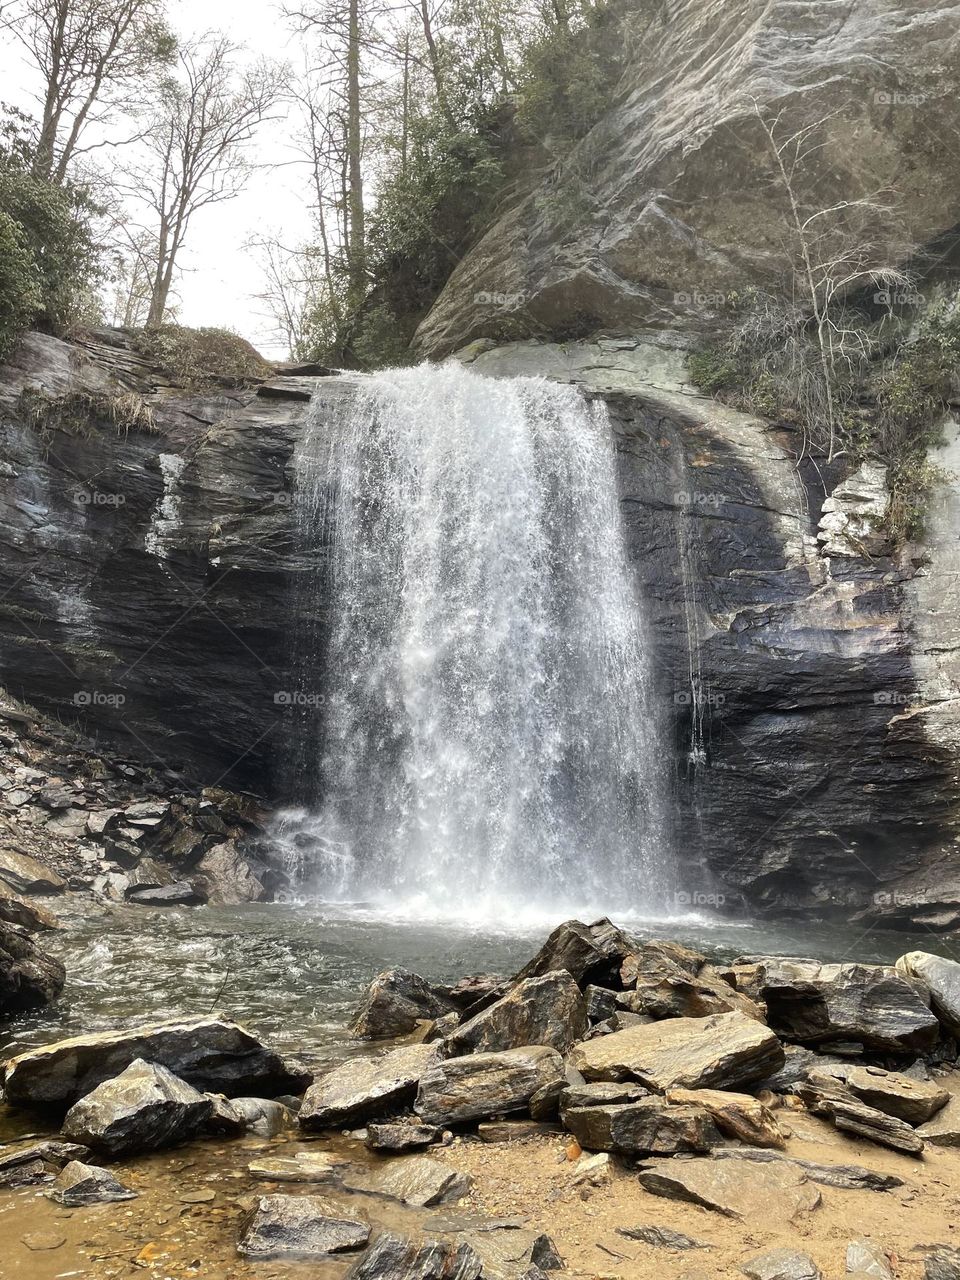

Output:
xmin=126 ymin=37 xmax=284 ymax=326
xmin=10 ymin=0 xmax=175 ymax=182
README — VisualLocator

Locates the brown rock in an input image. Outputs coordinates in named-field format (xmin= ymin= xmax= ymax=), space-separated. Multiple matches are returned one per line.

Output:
xmin=666 ymin=1087 xmax=784 ymax=1148
xmin=638 ymin=1156 xmax=821 ymax=1220
xmin=416 ymin=1046 xmax=565 ymax=1126
xmin=562 ymin=1097 xmax=721 ymax=1155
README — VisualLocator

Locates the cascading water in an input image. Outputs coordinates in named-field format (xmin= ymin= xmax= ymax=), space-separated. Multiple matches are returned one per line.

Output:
xmin=278 ymin=364 xmax=671 ymax=919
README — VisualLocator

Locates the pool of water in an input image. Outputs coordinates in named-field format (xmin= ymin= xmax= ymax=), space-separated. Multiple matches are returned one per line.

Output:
xmin=0 ymin=898 xmax=941 ymax=1063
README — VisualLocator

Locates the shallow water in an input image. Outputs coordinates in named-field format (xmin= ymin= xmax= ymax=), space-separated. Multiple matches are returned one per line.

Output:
xmin=0 ymin=899 xmax=941 ymax=1061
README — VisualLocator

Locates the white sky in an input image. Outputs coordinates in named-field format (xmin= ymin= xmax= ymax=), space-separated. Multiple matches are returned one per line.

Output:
xmin=0 ymin=0 xmax=314 ymax=357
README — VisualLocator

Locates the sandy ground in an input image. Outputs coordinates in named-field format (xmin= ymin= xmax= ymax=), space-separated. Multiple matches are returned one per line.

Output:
xmin=1 ymin=1087 xmax=960 ymax=1280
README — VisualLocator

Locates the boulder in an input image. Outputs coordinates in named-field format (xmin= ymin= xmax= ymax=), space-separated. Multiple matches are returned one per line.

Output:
xmin=666 ymin=1087 xmax=784 ymax=1148
xmin=917 ymin=1094 xmax=960 ymax=1148
xmin=238 ymin=1195 xmax=370 ymax=1259
xmin=0 ymin=919 xmax=65 ymax=1014
xmin=562 ymin=1097 xmax=721 ymax=1155
xmin=844 ymin=1065 xmax=949 ymax=1125
xmin=415 ymin=1046 xmax=565 ymax=1126
xmin=740 ymin=1248 xmax=822 ymax=1280
xmin=203 ymin=1093 xmax=247 ymax=1135
xmin=345 ymin=1234 xmax=482 ymax=1280
xmin=365 ymin=1121 xmax=440 ymax=1152
xmin=193 ymin=839 xmax=267 ymax=905
xmin=46 ymin=1160 xmax=138 ymax=1205
xmin=797 ymin=1071 xmax=924 ymax=1155
xmin=0 ymin=884 xmax=58 ymax=931
xmin=846 ymin=1239 xmax=893 ymax=1279
xmin=621 ymin=942 xmax=762 ymax=1020
xmin=342 ymin=1155 xmax=471 ymax=1207
xmin=638 ymin=1156 xmax=822 ymax=1220
xmin=352 ymin=968 xmax=456 ymax=1039
xmin=0 ymin=850 xmax=65 ymax=895
xmin=514 ymin=918 xmax=637 ymax=987
xmin=568 ymin=1011 xmax=783 ymax=1091
xmin=897 ymin=952 xmax=960 ymax=1035
xmin=61 ymin=1059 xmax=213 ymax=1157
xmin=739 ymin=958 xmax=939 ymax=1052
xmin=443 ymin=971 xmax=588 ymax=1056
xmin=300 ymin=1044 xmax=438 ymax=1129
xmin=229 ymin=1096 xmax=294 ymax=1137
xmin=1 ymin=1017 xmax=309 ymax=1106
xmin=458 ymin=1226 xmax=562 ymax=1280
xmin=755 ymin=1045 xmax=840 ymax=1093
xmin=559 ymin=1080 xmax=649 ymax=1116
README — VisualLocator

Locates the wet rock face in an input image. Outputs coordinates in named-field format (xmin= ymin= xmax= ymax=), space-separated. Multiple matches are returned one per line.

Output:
xmin=0 ymin=919 xmax=65 ymax=1014
xmin=413 ymin=0 xmax=960 ymax=359
xmin=238 ymin=1195 xmax=370 ymax=1260
xmin=46 ymin=1160 xmax=138 ymax=1205
xmin=299 ymin=1044 xmax=439 ymax=1130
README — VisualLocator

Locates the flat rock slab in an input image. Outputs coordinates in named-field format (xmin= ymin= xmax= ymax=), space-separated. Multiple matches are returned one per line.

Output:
xmin=248 ymin=1152 xmax=347 ymax=1183
xmin=62 ymin=1058 xmax=213 ymax=1157
xmin=366 ymin=1121 xmax=440 ymax=1152
xmin=563 ymin=1097 xmax=721 ymax=1155
xmin=300 ymin=1044 xmax=438 ymax=1129
xmin=342 ymin=1155 xmax=471 ymax=1207
xmin=568 ymin=1011 xmax=783 ymax=1091
xmin=798 ymin=1071 xmax=925 ymax=1155
xmin=416 ymin=1046 xmax=565 ymax=1126
xmin=345 ymin=1233 xmax=482 ymax=1280
xmin=845 ymin=1065 xmax=949 ymax=1125
xmin=917 ymin=1094 xmax=960 ymax=1147
xmin=707 ymin=1148 xmax=903 ymax=1191
xmin=667 ymin=1087 xmax=783 ymax=1148
xmin=638 ymin=1156 xmax=822 ymax=1220
xmin=443 ymin=971 xmax=587 ymax=1056
xmin=740 ymin=1247 xmax=822 ymax=1279
xmin=238 ymin=1195 xmax=370 ymax=1259
xmin=0 ymin=850 xmax=65 ymax=895
xmin=46 ymin=1159 xmax=138 ymax=1205
xmin=1 ymin=1016 xmax=307 ymax=1105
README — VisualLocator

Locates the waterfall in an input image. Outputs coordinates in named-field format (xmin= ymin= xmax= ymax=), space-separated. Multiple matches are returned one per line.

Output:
xmin=280 ymin=364 xmax=670 ymax=919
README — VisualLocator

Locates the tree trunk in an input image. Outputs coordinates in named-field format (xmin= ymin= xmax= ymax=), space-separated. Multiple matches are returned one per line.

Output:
xmin=346 ymin=0 xmax=365 ymax=314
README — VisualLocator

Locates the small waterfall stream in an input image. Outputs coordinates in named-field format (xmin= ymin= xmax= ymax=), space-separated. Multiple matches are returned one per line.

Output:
xmin=278 ymin=365 xmax=671 ymax=918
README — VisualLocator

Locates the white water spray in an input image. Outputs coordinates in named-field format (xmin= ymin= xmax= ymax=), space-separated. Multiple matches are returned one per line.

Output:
xmin=280 ymin=364 xmax=670 ymax=918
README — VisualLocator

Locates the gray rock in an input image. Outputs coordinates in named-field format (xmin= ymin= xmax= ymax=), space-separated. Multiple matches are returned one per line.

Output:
xmin=797 ymin=1071 xmax=925 ymax=1155
xmin=0 ymin=885 xmax=59 ymax=931
xmin=415 ymin=1046 xmax=565 ymax=1126
xmin=922 ymin=1245 xmax=960 ymax=1280
xmin=755 ymin=1046 xmax=839 ymax=1093
xmin=300 ymin=1044 xmax=438 ymax=1129
xmin=0 ymin=1139 xmax=90 ymax=1188
xmin=563 ymin=1098 xmax=721 ymax=1155
xmin=917 ymin=1093 xmax=960 ymax=1147
xmin=0 ymin=849 xmax=65 ymax=894
xmin=61 ymin=1058 xmax=214 ymax=1156
xmin=665 ymin=1087 xmax=783 ymax=1149
xmin=365 ymin=1121 xmax=440 ymax=1152
xmin=342 ymin=1155 xmax=471 ymax=1207
xmin=559 ymin=1081 xmax=649 ymax=1118
xmin=708 ymin=1147 xmax=904 ymax=1191
xmin=459 ymin=1227 xmax=561 ymax=1280
xmin=230 ymin=1096 xmax=294 ymax=1137
xmin=193 ymin=839 xmax=266 ymax=905
xmin=514 ymin=918 xmax=637 ymax=987
xmin=897 ymin=952 xmax=960 ymax=1034
xmin=740 ymin=1248 xmax=821 ymax=1280
xmin=203 ymin=1093 xmax=247 ymax=1135
xmin=1 ymin=1017 xmax=309 ymax=1105
xmin=845 ymin=1239 xmax=893 ymax=1279
xmin=617 ymin=1225 xmax=708 ymax=1251
xmin=639 ymin=1156 xmax=822 ymax=1220
xmin=352 ymin=968 xmax=456 ymax=1039
xmin=0 ymin=920 xmax=65 ymax=1015
xmin=46 ymin=1160 xmax=138 ymax=1205
xmin=583 ymin=985 xmax=618 ymax=1023
xmin=127 ymin=881 xmax=205 ymax=906
xmin=568 ymin=1011 xmax=783 ymax=1091
xmin=741 ymin=959 xmax=939 ymax=1052
xmin=345 ymin=1234 xmax=482 ymax=1280
xmin=238 ymin=1195 xmax=370 ymax=1259
xmin=844 ymin=1065 xmax=949 ymax=1125
xmin=443 ymin=971 xmax=588 ymax=1057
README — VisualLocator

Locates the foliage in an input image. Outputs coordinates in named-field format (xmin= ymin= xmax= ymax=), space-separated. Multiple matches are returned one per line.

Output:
xmin=19 ymin=388 xmax=157 ymax=444
xmin=131 ymin=324 xmax=273 ymax=388
xmin=0 ymin=109 xmax=104 ymax=344
xmin=352 ymin=304 xmax=414 ymax=369
xmin=0 ymin=210 xmax=42 ymax=359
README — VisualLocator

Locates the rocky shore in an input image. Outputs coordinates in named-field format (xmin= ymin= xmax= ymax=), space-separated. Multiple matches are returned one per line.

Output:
xmin=2 ymin=918 xmax=960 ymax=1278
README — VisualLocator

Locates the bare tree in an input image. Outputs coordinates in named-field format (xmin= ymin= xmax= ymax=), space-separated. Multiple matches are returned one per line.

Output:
xmin=751 ymin=103 xmax=913 ymax=461
xmin=125 ymin=37 xmax=284 ymax=326
xmin=10 ymin=0 xmax=174 ymax=181
xmin=247 ymin=232 xmax=329 ymax=357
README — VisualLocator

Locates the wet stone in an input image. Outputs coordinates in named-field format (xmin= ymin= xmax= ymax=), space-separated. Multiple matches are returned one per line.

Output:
xmin=238 ymin=1194 xmax=370 ymax=1260
xmin=365 ymin=1121 xmax=440 ymax=1152
xmin=46 ymin=1159 xmax=139 ymax=1206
